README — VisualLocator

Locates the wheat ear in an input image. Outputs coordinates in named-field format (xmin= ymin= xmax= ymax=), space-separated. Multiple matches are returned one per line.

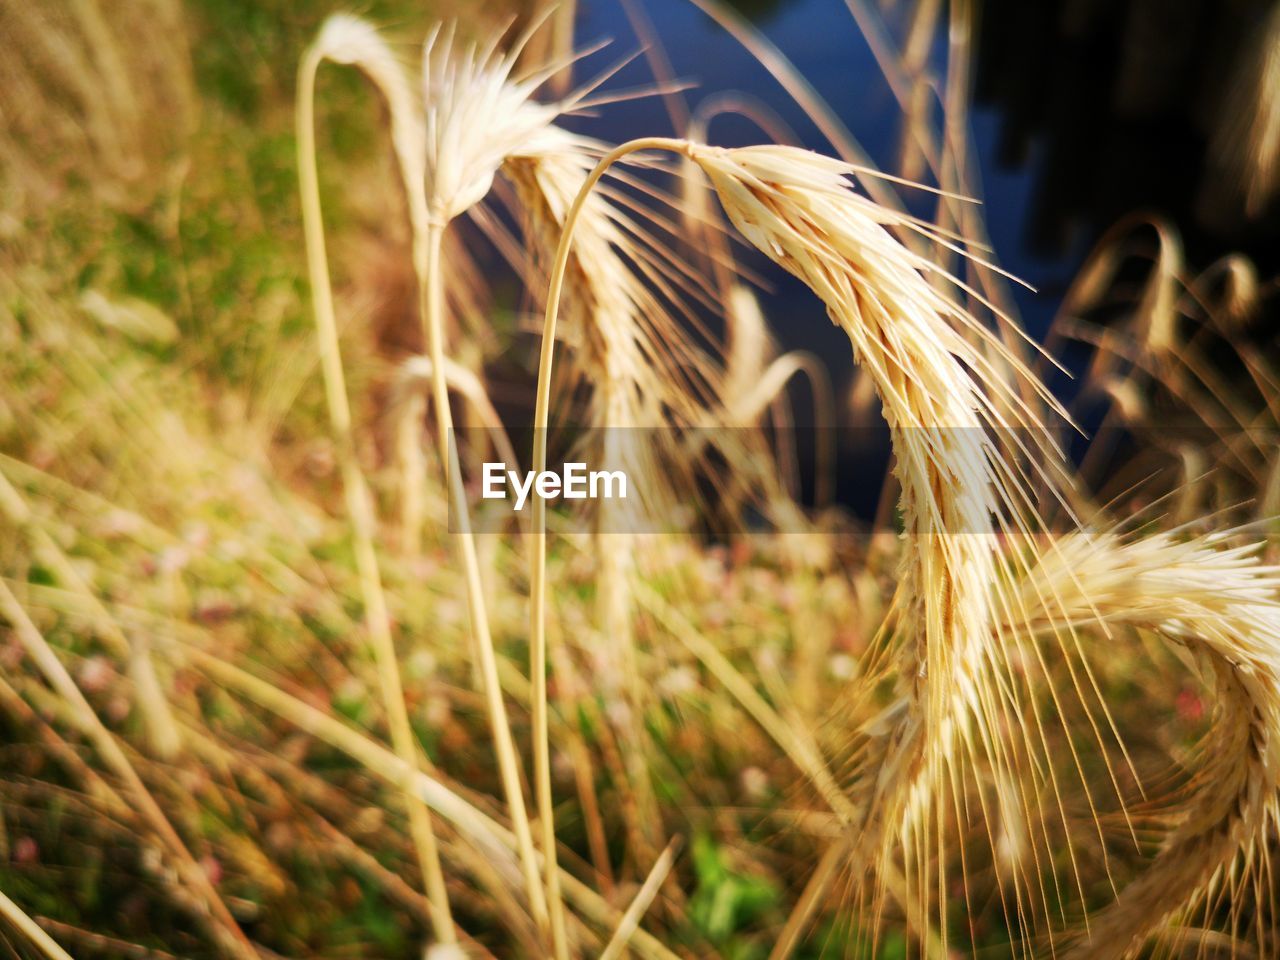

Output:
xmin=529 ymin=139 xmax=1030 ymax=948
xmin=687 ymin=145 xmax=1061 ymax=945
xmin=1012 ymin=531 xmax=1280 ymax=959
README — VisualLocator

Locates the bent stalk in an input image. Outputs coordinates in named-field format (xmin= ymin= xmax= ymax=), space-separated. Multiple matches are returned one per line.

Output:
xmin=296 ymin=47 xmax=454 ymax=946
xmin=530 ymin=136 xmax=689 ymax=959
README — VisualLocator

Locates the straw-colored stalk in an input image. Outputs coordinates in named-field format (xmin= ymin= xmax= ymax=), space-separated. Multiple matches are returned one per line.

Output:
xmin=1012 ymin=532 xmax=1280 ymax=959
xmin=0 ymin=580 xmax=256 ymax=959
xmin=507 ymin=145 xmax=670 ymax=931
xmin=509 ymin=138 xmax=711 ymax=866
xmin=1212 ymin=3 xmax=1280 ymax=218
xmin=530 ymin=139 xmax=1046 ymax=945
xmin=524 ymin=142 xmax=679 ymax=956
xmin=597 ymin=838 xmax=679 ymax=960
xmin=297 ymin=23 xmax=454 ymax=945
xmin=0 ymin=883 xmax=73 ymax=960
xmin=505 ymin=142 xmax=675 ymax=667
xmin=417 ymin=218 xmax=557 ymax=944
xmin=304 ymin=18 xmax=602 ymax=949
xmin=417 ymin=21 xmax=598 ymax=953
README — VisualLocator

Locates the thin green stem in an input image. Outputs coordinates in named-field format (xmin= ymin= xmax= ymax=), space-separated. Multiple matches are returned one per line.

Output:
xmin=297 ymin=48 xmax=455 ymax=946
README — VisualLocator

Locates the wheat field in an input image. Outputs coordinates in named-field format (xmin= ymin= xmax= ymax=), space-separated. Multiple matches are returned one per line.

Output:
xmin=1 ymin=0 xmax=1278 ymax=957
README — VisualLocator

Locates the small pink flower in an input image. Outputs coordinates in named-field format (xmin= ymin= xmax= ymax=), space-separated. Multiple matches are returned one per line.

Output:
xmin=13 ymin=837 xmax=38 ymax=864
xmin=1175 ymin=688 xmax=1204 ymax=723
xmin=200 ymin=855 xmax=223 ymax=886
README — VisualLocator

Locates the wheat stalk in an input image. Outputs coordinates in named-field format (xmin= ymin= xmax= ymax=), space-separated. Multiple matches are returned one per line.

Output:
xmin=0 ymin=883 xmax=73 ymax=960
xmin=509 ymin=146 xmax=673 ymax=865
xmin=418 ymin=23 xmax=602 ymax=953
xmin=506 ymin=144 xmax=652 ymax=669
xmin=297 ymin=20 xmax=455 ymax=945
xmin=527 ymin=137 xmax=1061 ymax=950
xmin=523 ymin=139 xmax=695 ymax=956
xmin=504 ymin=129 xmax=718 ymax=683
xmin=683 ymin=144 xmax=1060 ymax=937
xmin=1010 ymin=530 xmax=1280 ymax=959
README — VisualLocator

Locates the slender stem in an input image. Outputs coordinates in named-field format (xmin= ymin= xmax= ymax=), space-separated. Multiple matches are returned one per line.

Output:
xmin=530 ymin=135 xmax=688 ymax=960
xmin=0 ymin=581 xmax=256 ymax=959
xmin=418 ymin=215 xmax=551 ymax=936
xmin=171 ymin=641 xmax=684 ymax=960
xmin=0 ymin=884 xmax=73 ymax=960
xmin=396 ymin=392 xmax=427 ymax=555
xmin=598 ymin=838 xmax=680 ymax=960
xmin=297 ymin=49 xmax=455 ymax=945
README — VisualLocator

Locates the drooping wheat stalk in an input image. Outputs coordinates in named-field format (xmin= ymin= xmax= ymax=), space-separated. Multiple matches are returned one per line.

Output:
xmin=686 ymin=145 xmax=1059 ymax=944
xmin=506 ymin=144 xmax=652 ymax=679
xmin=297 ymin=21 xmax=455 ymax=945
xmin=530 ymin=138 xmax=1058 ymax=948
xmin=506 ymin=141 xmax=706 ymax=628
xmin=1010 ymin=531 xmax=1280 ymax=959
xmin=506 ymin=130 xmax=739 ymax=865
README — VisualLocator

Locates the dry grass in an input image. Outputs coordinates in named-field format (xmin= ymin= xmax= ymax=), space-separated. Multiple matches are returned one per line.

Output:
xmin=0 ymin=0 xmax=195 ymax=213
